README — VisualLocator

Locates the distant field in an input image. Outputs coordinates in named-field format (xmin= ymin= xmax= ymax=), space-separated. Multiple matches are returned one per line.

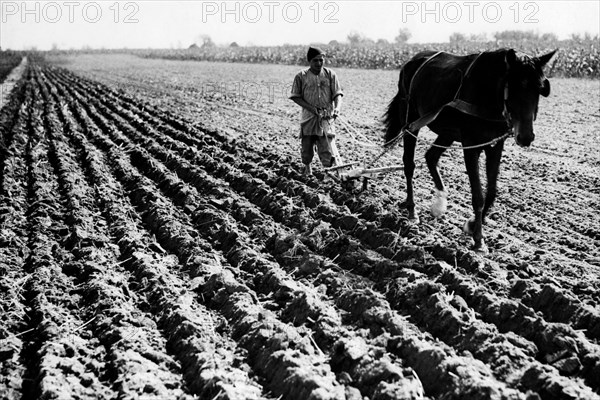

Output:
xmin=1 ymin=52 xmax=599 ymax=399
xmin=135 ymin=39 xmax=600 ymax=78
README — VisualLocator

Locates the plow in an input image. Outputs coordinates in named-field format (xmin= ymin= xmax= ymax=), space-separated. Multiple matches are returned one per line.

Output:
xmin=323 ymin=115 xmax=406 ymax=191
xmin=324 ymin=161 xmax=404 ymax=191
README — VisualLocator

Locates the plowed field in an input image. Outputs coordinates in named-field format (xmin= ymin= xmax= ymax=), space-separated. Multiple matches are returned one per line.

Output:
xmin=1 ymin=54 xmax=599 ymax=400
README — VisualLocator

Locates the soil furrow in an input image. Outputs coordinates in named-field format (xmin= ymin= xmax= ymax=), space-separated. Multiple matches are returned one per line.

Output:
xmin=51 ymin=66 xmax=600 ymax=310
xmin=116 ymin=110 xmax=598 ymax=392
xmin=51 ymin=71 xmax=348 ymax=400
xmin=98 ymin=140 xmax=349 ymax=400
xmin=0 ymin=76 xmax=34 ymax=399
xmin=33 ymin=67 xmax=195 ymax=399
xmin=188 ymin=152 xmax=599 ymax=397
xmin=46 ymin=69 xmax=271 ymax=399
xmin=24 ymin=58 xmax=599 ymax=400
xmin=438 ymin=268 xmax=600 ymax=388
xmin=509 ymin=279 xmax=600 ymax=340
xmin=62 ymin=95 xmax=431 ymax=397
xmin=54 ymin=62 xmax=600 ymax=396
xmin=20 ymin=77 xmax=113 ymax=399
xmin=54 ymin=73 xmax=536 ymax=398
xmin=0 ymin=68 xmax=28 ymax=190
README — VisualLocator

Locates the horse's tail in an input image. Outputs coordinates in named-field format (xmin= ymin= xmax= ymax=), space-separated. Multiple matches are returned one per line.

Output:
xmin=383 ymin=68 xmax=408 ymax=147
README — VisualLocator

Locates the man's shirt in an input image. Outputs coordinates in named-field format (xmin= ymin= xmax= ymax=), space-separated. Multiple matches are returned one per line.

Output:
xmin=290 ymin=67 xmax=343 ymax=136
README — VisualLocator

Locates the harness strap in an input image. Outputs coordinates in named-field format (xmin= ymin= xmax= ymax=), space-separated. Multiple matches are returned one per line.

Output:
xmin=381 ymin=51 xmax=513 ymax=155
xmin=452 ymin=52 xmax=483 ymax=100
xmin=401 ymin=51 xmax=512 ymax=135
xmin=404 ymin=51 xmax=444 ymax=126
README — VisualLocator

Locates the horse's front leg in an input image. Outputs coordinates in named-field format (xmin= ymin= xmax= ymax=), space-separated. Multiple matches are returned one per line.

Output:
xmin=425 ymin=135 xmax=453 ymax=217
xmin=463 ymin=147 xmax=487 ymax=253
xmin=482 ymin=141 xmax=505 ymax=222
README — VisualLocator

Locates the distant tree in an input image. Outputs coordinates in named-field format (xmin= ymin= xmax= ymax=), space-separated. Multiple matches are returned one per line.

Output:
xmin=540 ymin=33 xmax=558 ymax=42
xmin=196 ymin=34 xmax=215 ymax=48
xmin=347 ymin=31 xmax=365 ymax=46
xmin=394 ymin=28 xmax=411 ymax=44
xmin=346 ymin=32 xmax=375 ymax=46
xmin=583 ymin=32 xmax=595 ymax=41
xmin=230 ymin=42 xmax=239 ymax=47
xmin=328 ymin=39 xmax=340 ymax=46
xmin=494 ymin=30 xmax=538 ymax=43
xmin=362 ymin=38 xmax=375 ymax=47
xmin=449 ymin=32 xmax=466 ymax=43
xmin=376 ymin=38 xmax=390 ymax=47
xmin=468 ymin=33 xmax=488 ymax=42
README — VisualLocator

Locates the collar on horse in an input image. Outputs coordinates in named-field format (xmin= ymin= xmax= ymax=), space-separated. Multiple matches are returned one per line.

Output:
xmin=402 ymin=51 xmax=513 ymax=135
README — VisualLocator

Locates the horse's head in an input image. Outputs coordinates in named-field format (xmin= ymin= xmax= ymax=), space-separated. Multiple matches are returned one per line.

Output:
xmin=504 ymin=49 xmax=556 ymax=147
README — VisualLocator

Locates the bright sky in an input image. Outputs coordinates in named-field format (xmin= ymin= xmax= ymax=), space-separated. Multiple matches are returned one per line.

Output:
xmin=1 ymin=0 xmax=599 ymax=50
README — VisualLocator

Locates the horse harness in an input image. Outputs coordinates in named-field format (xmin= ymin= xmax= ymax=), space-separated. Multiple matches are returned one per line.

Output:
xmin=386 ymin=51 xmax=514 ymax=149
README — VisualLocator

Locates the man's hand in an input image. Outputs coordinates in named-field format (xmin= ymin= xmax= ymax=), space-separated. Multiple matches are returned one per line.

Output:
xmin=332 ymin=108 xmax=340 ymax=119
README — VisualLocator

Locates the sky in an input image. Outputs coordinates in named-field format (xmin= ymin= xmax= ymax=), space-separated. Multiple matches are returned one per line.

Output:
xmin=1 ymin=0 xmax=599 ymax=50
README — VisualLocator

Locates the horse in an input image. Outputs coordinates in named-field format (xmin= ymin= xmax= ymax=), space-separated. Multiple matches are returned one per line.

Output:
xmin=383 ymin=48 xmax=556 ymax=253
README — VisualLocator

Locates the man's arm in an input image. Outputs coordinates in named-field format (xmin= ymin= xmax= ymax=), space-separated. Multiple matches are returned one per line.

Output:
xmin=291 ymin=96 xmax=319 ymax=116
xmin=330 ymin=69 xmax=343 ymax=117
xmin=333 ymin=94 xmax=343 ymax=117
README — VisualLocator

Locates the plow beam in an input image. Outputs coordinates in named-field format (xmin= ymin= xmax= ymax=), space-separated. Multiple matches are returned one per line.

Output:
xmin=340 ymin=165 xmax=404 ymax=180
xmin=323 ymin=162 xmax=360 ymax=172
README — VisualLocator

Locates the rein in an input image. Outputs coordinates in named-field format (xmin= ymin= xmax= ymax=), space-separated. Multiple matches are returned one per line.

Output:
xmin=403 ymin=129 xmax=513 ymax=150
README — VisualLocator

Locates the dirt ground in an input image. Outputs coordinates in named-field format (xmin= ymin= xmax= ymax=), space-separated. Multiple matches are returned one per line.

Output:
xmin=0 ymin=53 xmax=599 ymax=399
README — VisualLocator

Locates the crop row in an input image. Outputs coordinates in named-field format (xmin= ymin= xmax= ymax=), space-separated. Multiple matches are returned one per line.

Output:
xmin=136 ymin=40 xmax=600 ymax=78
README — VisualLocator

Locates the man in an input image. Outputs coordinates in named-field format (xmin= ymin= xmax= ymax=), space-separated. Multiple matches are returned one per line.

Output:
xmin=290 ymin=46 xmax=343 ymax=177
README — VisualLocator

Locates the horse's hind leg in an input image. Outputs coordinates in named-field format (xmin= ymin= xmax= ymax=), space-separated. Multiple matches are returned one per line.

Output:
xmin=425 ymin=135 xmax=453 ymax=217
xmin=402 ymin=131 xmax=419 ymax=222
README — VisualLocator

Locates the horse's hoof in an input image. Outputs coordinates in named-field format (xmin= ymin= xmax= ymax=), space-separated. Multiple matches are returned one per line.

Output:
xmin=408 ymin=213 xmax=420 ymax=224
xmin=463 ymin=218 xmax=475 ymax=235
xmin=431 ymin=190 xmax=448 ymax=218
xmin=472 ymin=242 xmax=489 ymax=254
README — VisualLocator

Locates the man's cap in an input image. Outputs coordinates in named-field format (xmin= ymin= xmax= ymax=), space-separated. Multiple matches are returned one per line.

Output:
xmin=307 ymin=46 xmax=325 ymax=61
